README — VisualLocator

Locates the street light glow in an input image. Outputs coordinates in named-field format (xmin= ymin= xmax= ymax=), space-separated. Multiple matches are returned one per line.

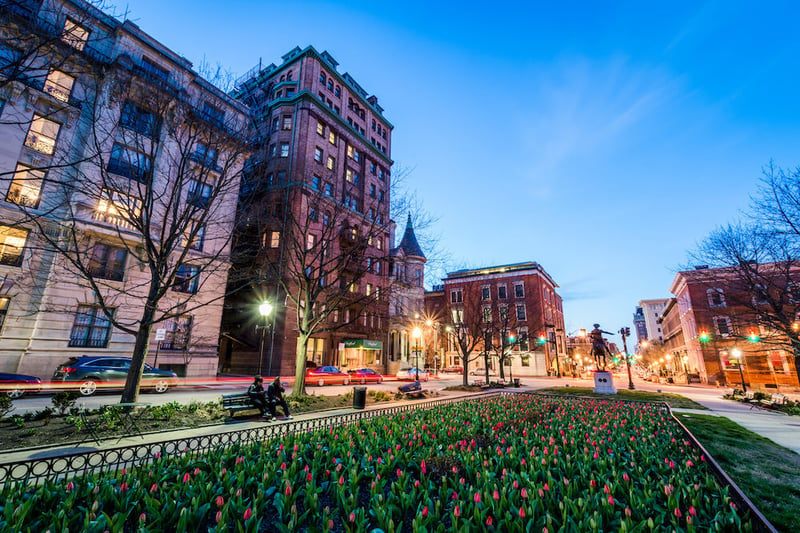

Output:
xmin=412 ymin=326 xmax=422 ymax=339
xmin=259 ymin=301 xmax=273 ymax=317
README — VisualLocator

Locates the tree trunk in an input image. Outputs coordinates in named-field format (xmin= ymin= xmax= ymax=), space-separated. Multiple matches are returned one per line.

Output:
xmin=461 ymin=353 xmax=469 ymax=387
xmin=120 ymin=299 xmax=157 ymax=404
xmin=483 ymin=352 xmax=490 ymax=384
xmin=291 ymin=333 xmax=309 ymax=398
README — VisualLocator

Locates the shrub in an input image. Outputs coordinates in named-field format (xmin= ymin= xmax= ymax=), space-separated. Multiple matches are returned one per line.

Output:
xmin=10 ymin=415 xmax=25 ymax=429
xmin=0 ymin=395 xmax=12 ymax=419
xmin=51 ymin=391 xmax=79 ymax=415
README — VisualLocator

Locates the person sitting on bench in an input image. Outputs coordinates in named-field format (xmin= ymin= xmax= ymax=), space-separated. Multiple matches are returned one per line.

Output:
xmin=267 ymin=376 xmax=292 ymax=420
xmin=248 ymin=376 xmax=270 ymax=419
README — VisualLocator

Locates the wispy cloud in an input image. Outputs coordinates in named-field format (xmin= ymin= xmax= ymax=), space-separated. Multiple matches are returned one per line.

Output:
xmin=515 ymin=56 xmax=684 ymax=195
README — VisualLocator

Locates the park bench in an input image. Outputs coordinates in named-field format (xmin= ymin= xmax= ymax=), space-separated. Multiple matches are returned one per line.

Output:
xmin=760 ymin=393 xmax=786 ymax=408
xmin=222 ymin=393 xmax=259 ymax=417
xmin=398 ymin=381 xmax=427 ymax=398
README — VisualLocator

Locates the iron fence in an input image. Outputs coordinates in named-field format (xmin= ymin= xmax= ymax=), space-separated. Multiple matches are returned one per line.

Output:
xmin=0 ymin=391 xmax=777 ymax=531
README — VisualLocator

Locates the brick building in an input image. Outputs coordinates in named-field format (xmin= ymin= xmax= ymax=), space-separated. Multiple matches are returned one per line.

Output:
xmin=431 ymin=262 xmax=565 ymax=377
xmin=670 ymin=265 xmax=799 ymax=390
xmin=220 ymin=46 xmax=393 ymax=377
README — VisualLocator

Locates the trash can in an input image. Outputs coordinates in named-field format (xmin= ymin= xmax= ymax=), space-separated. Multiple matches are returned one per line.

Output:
xmin=513 ymin=378 xmax=520 ymax=388
xmin=353 ymin=386 xmax=367 ymax=409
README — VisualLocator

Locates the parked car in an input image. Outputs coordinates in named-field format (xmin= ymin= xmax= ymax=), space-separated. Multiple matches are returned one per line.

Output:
xmin=347 ymin=368 xmax=384 ymax=384
xmin=442 ymin=366 xmax=463 ymax=374
xmin=0 ymin=372 xmax=42 ymax=399
xmin=52 ymin=356 xmax=178 ymax=396
xmin=468 ymin=368 xmax=498 ymax=377
xmin=306 ymin=366 xmax=350 ymax=386
xmin=396 ymin=367 xmax=429 ymax=381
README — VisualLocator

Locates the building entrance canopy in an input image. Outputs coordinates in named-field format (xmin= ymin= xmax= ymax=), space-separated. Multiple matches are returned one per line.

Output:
xmin=343 ymin=339 xmax=382 ymax=350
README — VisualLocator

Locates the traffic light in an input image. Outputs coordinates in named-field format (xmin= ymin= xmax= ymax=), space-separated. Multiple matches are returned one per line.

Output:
xmin=625 ymin=327 xmax=631 ymax=336
xmin=538 ymin=333 xmax=547 ymax=345
xmin=508 ymin=334 xmax=516 ymax=343
xmin=699 ymin=330 xmax=710 ymax=343
xmin=747 ymin=329 xmax=760 ymax=342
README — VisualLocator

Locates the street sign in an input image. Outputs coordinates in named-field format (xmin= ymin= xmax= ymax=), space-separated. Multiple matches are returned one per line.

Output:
xmin=155 ymin=328 xmax=166 ymax=341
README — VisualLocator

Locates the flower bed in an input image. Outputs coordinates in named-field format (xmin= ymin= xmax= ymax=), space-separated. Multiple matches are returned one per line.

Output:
xmin=0 ymin=395 xmax=753 ymax=531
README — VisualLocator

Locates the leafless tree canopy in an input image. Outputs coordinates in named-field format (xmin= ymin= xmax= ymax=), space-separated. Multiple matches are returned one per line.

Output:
xmin=690 ymin=162 xmax=800 ymax=383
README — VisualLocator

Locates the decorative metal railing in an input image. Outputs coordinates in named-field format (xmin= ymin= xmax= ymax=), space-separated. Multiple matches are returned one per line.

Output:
xmin=0 ymin=391 xmax=777 ymax=531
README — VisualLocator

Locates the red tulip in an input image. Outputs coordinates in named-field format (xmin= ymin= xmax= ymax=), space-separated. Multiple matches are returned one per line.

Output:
xmin=608 ymin=495 xmax=615 ymax=505
xmin=66 ymin=481 xmax=74 ymax=491
xmin=521 ymin=488 xmax=528 ymax=499
xmin=674 ymin=508 xmax=682 ymax=518
xmin=216 ymin=496 xmax=224 ymax=507
xmin=493 ymin=490 xmax=500 ymax=500
xmin=689 ymin=506 xmax=697 ymax=516
xmin=349 ymin=512 xmax=356 ymax=523
xmin=519 ymin=506 xmax=526 ymax=518
xmin=215 ymin=511 xmax=222 ymax=523
xmin=422 ymin=506 xmax=429 ymax=517
xmin=486 ymin=516 xmax=493 ymax=526
xmin=138 ymin=513 xmax=146 ymax=524
xmin=150 ymin=483 xmax=157 ymax=493
xmin=454 ymin=505 xmax=461 ymax=517
xmin=474 ymin=492 xmax=481 ymax=503
xmin=243 ymin=508 xmax=252 ymax=520
xmin=120 ymin=482 xmax=128 ymax=492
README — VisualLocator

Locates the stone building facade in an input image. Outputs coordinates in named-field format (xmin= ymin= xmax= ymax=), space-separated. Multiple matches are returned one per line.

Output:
xmin=0 ymin=0 xmax=247 ymax=378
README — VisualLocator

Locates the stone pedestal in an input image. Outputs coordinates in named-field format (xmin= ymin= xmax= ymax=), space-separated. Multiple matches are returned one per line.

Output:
xmin=593 ymin=371 xmax=617 ymax=394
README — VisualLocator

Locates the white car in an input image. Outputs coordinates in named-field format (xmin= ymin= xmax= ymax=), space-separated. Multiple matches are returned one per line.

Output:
xmin=396 ymin=367 xmax=429 ymax=381
xmin=468 ymin=368 xmax=498 ymax=377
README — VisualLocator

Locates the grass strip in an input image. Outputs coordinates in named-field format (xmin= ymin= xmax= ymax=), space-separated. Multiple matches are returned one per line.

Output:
xmin=535 ymin=386 xmax=708 ymax=409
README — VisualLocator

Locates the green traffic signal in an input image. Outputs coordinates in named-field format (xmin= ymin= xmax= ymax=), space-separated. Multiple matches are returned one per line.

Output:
xmin=699 ymin=330 xmax=710 ymax=343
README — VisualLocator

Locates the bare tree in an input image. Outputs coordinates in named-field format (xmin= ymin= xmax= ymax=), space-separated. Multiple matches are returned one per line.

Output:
xmin=236 ymin=181 xmax=389 ymax=398
xmin=485 ymin=301 xmax=521 ymax=381
xmin=691 ymin=162 xmax=800 ymax=384
xmin=4 ymin=53 xmax=250 ymax=402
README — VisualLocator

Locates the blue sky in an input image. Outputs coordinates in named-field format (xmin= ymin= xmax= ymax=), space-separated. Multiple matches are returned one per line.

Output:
xmin=110 ymin=0 xmax=800 ymax=345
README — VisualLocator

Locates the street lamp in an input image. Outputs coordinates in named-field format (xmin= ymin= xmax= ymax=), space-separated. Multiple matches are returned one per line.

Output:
xmin=411 ymin=326 xmax=422 ymax=382
xmin=425 ymin=319 xmax=439 ymax=374
xmin=257 ymin=301 xmax=273 ymax=376
xmin=731 ymin=347 xmax=747 ymax=393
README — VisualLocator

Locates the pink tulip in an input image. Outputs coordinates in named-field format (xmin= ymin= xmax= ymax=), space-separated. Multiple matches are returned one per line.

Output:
xmin=625 ymin=507 xmax=632 ymax=518
xmin=421 ymin=460 xmax=427 ymax=474
xmin=519 ymin=506 xmax=526 ymax=518
xmin=689 ymin=506 xmax=697 ymax=516
xmin=139 ymin=513 xmax=146 ymax=524
xmin=216 ymin=496 xmax=224 ymax=507
xmin=422 ymin=506 xmax=428 ymax=517
xmin=493 ymin=490 xmax=500 ymax=500
xmin=521 ymin=488 xmax=528 ymax=499
xmin=215 ymin=511 xmax=222 ymax=524
xmin=349 ymin=512 xmax=356 ymax=523
xmin=120 ymin=482 xmax=128 ymax=493
xmin=66 ymin=481 xmax=74 ymax=491
xmin=243 ymin=508 xmax=252 ymax=520
xmin=454 ymin=505 xmax=461 ymax=517
xmin=285 ymin=484 xmax=292 ymax=496
xmin=474 ymin=492 xmax=481 ymax=503
xmin=150 ymin=483 xmax=157 ymax=493
xmin=608 ymin=495 xmax=615 ymax=505
xmin=486 ymin=516 xmax=493 ymax=526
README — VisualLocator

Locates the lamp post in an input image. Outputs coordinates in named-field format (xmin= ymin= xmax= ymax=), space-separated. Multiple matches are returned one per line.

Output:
xmin=412 ymin=326 xmax=422 ymax=382
xmin=425 ymin=319 xmax=439 ymax=374
xmin=257 ymin=301 xmax=273 ymax=376
xmin=731 ymin=347 xmax=747 ymax=393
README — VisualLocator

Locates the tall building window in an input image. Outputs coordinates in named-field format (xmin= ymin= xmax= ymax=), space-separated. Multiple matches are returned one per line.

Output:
xmin=201 ymin=102 xmax=225 ymax=127
xmin=43 ymin=69 xmax=75 ymax=102
xmin=482 ymin=306 xmax=492 ymax=323
xmin=450 ymin=289 xmax=463 ymax=304
xmin=193 ymin=142 xmax=218 ymax=168
xmin=713 ymin=316 xmax=732 ymax=337
xmin=6 ymin=164 xmax=44 ymax=208
xmin=173 ymin=264 xmax=200 ymax=294
xmin=518 ymin=328 xmax=529 ymax=351
xmin=0 ymin=226 xmax=28 ymax=266
xmin=312 ymin=175 xmax=321 ymax=189
xmin=108 ymin=143 xmax=151 ymax=182
xmin=328 ymin=131 xmax=337 ymax=145
xmin=96 ymin=188 xmax=141 ymax=224
xmin=25 ymin=115 xmax=60 ymax=155
xmin=314 ymin=147 xmax=323 ymax=163
xmin=326 ymin=155 xmax=335 ymax=170
xmin=0 ymin=297 xmax=8 ymax=334
xmin=270 ymin=231 xmax=280 ymax=248
xmin=182 ymin=220 xmax=205 ymax=251
xmin=706 ymin=288 xmax=726 ymax=307
xmin=307 ymin=233 xmax=316 ymax=250
xmin=316 ymin=121 xmax=325 ymax=136
xmin=87 ymin=243 xmax=127 ymax=281
xmin=120 ymin=101 xmax=159 ymax=138
xmin=481 ymin=286 xmax=491 ymax=300
xmin=280 ymin=143 xmax=290 ymax=157
xmin=161 ymin=315 xmax=192 ymax=351
xmin=187 ymin=179 xmax=212 ymax=209
xmin=282 ymin=115 xmax=292 ymax=130
xmin=63 ymin=19 xmax=89 ymax=50
xmin=514 ymin=282 xmax=525 ymax=298
xmin=498 ymin=285 xmax=507 ymax=299
xmin=68 ymin=305 xmax=113 ymax=347
xmin=324 ymin=183 xmax=333 ymax=196
xmin=516 ymin=303 xmax=527 ymax=321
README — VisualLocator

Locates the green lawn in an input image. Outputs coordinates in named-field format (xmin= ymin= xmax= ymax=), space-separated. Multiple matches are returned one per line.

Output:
xmin=676 ymin=413 xmax=800 ymax=532
xmin=535 ymin=386 xmax=708 ymax=410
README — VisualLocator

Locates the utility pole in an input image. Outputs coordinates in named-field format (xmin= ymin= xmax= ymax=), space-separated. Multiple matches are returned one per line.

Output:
xmin=619 ymin=327 xmax=635 ymax=390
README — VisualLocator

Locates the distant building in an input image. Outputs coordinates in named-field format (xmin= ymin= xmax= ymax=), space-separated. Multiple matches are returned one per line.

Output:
xmin=431 ymin=261 xmax=565 ymax=377
xmin=669 ymin=265 xmax=799 ymax=389
xmin=658 ymin=298 xmax=693 ymax=381
xmin=633 ymin=306 xmax=647 ymax=344
xmin=639 ymin=299 xmax=670 ymax=343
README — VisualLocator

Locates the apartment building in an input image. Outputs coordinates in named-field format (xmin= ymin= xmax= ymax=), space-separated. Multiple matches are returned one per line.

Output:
xmin=220 ymin=46 xmax=393 ymax=376
xmin=0 ymin=0 xmax=248 ymax=378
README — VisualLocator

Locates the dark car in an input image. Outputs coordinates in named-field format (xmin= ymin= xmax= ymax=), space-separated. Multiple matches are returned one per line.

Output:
xmin=347 ymin=368 xmax=384 ymax=384
xmin=0 ymin=372 xmax=42 ymax=399
xmin=52 ymin=356 xmax=178 ymax=396
xmin=306 ymin=365 xmax=350 ymax=386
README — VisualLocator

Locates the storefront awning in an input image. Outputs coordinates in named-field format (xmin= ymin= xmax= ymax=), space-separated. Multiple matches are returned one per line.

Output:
xmin=343 ymin=339 xmax=383 ymax=350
